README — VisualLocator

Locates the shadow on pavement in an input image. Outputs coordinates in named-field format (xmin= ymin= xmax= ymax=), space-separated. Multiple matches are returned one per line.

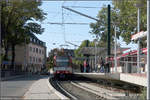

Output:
xmin=2 ymin=75 xmax=50 ymax=81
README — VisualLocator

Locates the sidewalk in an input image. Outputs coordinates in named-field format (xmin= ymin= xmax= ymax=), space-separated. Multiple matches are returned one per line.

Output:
xmin=23 ymin=76 xmax=67 ymax=100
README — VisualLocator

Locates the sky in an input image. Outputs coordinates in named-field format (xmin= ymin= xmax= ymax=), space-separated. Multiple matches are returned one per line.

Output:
xmin=35 ymin=1 xmax=138 ymax=56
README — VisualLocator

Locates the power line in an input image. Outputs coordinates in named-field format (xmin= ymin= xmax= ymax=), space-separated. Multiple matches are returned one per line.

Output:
xmin=62 ymin=6 xmax=99 ymax=21
xmin=64 ymin=6 xmax=101 ymax=8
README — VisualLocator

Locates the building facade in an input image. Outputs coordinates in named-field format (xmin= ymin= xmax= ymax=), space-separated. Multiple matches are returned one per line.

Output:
xmin=3 ymin=33 xmax=47 ymax=73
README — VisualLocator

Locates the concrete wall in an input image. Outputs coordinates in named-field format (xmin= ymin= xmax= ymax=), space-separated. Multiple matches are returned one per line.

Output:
xmin=74 ymin=73 xmax=147 ymax=87
xmin=120 ymin=73 xmax=147 ymax=87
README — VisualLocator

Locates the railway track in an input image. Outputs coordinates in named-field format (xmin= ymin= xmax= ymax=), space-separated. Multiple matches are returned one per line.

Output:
xmin=49 ymin=75 xmax=141 ymax=100
xmin=50 ymin=77 xmax=104 ymax=100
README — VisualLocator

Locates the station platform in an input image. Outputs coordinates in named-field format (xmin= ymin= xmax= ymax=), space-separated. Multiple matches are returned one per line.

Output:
xmin=74 ymin=72 xmax=147 ymax=87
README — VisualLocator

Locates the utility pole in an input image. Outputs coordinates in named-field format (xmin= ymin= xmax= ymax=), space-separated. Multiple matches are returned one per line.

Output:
xmin=106 ymin=5 xmax=111 ymax=73
xmin=147 ymin=0 xmax=150 ymax=99
xmin=114 ymin=26 xmax=117 ymax=73
xmin=94 ymin=38 xmax=98 ymax=72
xmin=137 ymin=7 xmax=141 ymax=73
xmin=135 ymin=1 xmax=143 ymax=73
xmin=107 ymin=5 xmax=111 ymax=56
xmin=95 ymin=41 xmax=96 ymax=72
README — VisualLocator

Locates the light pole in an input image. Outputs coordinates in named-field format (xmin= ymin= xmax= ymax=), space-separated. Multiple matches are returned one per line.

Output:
xmin=137 ymin=7 xmax=141 ymax=73
xmin=93 ymin=35 xmax=98 ymax=72
xmin=147 ymin=0 xmax=150 ymax=99
xmin=94 ymin=40 xmax=97 ymax=72
xmin=114 ymin=26 xmax=117 ymax=73
xmin=135 ymin=2 xmax=143 ymax=73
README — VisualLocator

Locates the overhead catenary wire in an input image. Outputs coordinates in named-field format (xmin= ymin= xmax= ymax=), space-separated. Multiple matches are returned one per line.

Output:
xmin=42 ymin=22 xmax=89 ymax=25
xmin=62 ymin=6 xmax=99 ymax=22
xmin=63 ymin=6 xmax=102 ymax=8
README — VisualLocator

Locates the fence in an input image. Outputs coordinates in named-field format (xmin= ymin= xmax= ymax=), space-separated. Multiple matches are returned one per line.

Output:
xmin=108 ymin=55 xmax=147 ymax=73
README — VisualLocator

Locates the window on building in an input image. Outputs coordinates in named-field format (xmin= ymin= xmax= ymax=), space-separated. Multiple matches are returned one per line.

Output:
xmin=43 ymin=59 xmax=45 ymax=63
xmin=37 ymin=40 xmax=39 ymax=44
xmin=33 ymin=57 xmax=35 ymax=62
xmin=39 ymin=49 xmax=41 ymax=54
xmin=36 ymin=58 xmax=38 ymax=63
xmin=33 ymin=48 xmax=35 ymax=52
xmin=43 ymin=42 xmax=46 ymax=46
xmin=39 ymin=58 xmax=41 ymax=62
xmin=30 ymin=56 xmax=32 ymax=63
xmin=36 ymin=48 xmax=38 ymax=53
xmin=42 ymin=50 xmax=44 ymax=54
xmin=30 ymin=47 xmax=32 ymax=52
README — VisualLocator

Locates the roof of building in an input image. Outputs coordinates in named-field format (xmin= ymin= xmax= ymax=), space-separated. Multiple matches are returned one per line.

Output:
xmin=29 ymin=33 xmax=46 ymax=47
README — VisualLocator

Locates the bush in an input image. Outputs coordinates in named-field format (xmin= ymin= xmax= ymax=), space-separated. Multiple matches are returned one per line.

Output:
xmin=140 ymin=87 xmax=147 ymax=100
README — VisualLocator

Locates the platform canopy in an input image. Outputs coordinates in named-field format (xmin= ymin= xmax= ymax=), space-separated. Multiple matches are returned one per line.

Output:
xmin=79 ymin=47 xmax=130 ymax=56
xmin=79 ymin=47 xmax=106 ymax=56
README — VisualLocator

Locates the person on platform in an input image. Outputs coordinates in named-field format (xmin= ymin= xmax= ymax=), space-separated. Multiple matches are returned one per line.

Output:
xmin=97 ymin=64 xmax=101 ymax=72
xmin=101 ymin=57 xmax=105 ymax=72
xmin=80 ymin=64 xmax=83 ymax=72
xmin=83 ymin=60 xmax=87 ymax=73
xmin=86 ymin=63 xmax=90 ymax=73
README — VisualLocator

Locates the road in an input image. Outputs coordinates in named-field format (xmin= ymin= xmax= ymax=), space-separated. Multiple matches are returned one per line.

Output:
xmin=0 ymin=75 xmax=41 ymax=99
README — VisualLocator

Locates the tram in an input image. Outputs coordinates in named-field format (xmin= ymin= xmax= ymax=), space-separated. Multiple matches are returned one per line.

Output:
xmin=53 ymin=55 xmax=73 ymax=78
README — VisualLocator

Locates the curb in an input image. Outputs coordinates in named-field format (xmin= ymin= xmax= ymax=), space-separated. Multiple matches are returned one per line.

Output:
xmin=47 ymin=77 xmax=69 ymax=100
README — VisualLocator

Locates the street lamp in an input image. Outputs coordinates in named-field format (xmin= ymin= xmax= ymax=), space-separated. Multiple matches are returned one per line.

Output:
xmin=93 ymin=35 xmax=98 ymax=72
xmin=114 ymin=25 xmax=117 ymax=73
xmin=135 ymin=2 xmax=144 ymax=73
xmin=147 ymin=1 xmax=150 ymax=100
xmin=113 ymin=21 xmax=119 ymax=73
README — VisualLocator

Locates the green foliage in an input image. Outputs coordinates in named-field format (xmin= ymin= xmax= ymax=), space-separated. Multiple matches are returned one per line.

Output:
xmin=90 ymin=0 xmax=147 ymax=45
xmin=1 ymin=0 xmax=47 ymax=68
xmin=140 ymin=87 xmax=147 ymax=100
xmin=47 ymin=56 xmax=54 ymax=69
xmin=1 ymin=1 xmax=46 ymax=45
xmin=90 ymin=6 xmax=116 ymax=47
xmin=113 ymin=0 xmax=147 ymax=44
xmin=73 ymin=40 xmax=94 ymax=65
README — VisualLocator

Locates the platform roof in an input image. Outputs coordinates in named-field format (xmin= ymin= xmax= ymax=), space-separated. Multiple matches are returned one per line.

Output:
xmin=79 ymin=47 xmax=130 ymax=56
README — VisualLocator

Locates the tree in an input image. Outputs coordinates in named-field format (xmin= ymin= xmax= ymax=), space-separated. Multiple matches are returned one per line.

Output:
xmin=90 ymin=6 xmax=117 ymax=47
xmin=112 ymin=0 xmax=147 ymax=44
xmin=90 ymin=0 xmax=147 ymax=47
xmin=1 ymin=0 xmax=47 ymax=70
xmin=73 ymin=40 xmax=95 ymax=66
